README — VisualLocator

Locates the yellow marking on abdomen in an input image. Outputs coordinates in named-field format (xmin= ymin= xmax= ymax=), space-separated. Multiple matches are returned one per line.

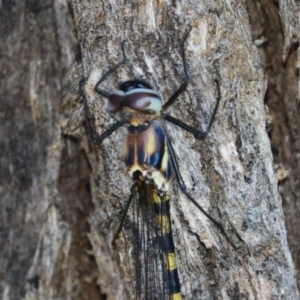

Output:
xmin=157 ymin=214 xmax=171 ymax=234
xmin=151 ymin=188 xmax=169 ymax=204
xmin=171 ymin=292 xmax=183 ymax=300
xmin=166 ymin=252 xmax=177 ymax=270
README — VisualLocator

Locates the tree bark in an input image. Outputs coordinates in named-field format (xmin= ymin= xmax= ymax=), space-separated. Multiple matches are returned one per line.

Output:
xmin=1 ymin=0 xmax=299 ymax=300
xmin=0 ymin=1 xmax=100 ymax=299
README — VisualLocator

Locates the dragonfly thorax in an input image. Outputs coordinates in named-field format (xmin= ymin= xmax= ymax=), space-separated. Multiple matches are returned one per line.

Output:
xmin=125 ymin=121 xmax=171 ymax=193
xmin=108 ymin=80 xmax=162 ymax=123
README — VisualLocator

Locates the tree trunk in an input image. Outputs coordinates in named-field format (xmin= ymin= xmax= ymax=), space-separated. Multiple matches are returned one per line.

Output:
xmin=1 ymin=0 xmax=299 ymax=300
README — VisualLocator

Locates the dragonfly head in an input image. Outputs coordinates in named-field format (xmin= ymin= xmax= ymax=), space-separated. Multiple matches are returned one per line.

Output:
xmin=108 ymin=80 xmax=162 ymax=123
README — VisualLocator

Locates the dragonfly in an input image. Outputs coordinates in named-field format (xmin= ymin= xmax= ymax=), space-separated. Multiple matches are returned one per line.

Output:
xmin=80 ymin=27 xmax=224 ymax=300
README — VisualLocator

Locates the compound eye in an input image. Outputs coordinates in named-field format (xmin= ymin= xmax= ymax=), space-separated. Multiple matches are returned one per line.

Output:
xmin=108 ymin=90 xmax=125 ymax=113
xmin=124 ymin=89 xmax=162 ymax=114
xmin=120 ymin=80 xmax=152 ymax=92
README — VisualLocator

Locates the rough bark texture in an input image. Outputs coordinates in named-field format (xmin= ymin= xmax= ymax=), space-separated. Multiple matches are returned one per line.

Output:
xmin=278 ymin=0 xmax=300 ymax=288
xmin=0 ymin=1 xmax=100 ymax=299
xmin=1 ymin=0 xmax=300 ymax=300
xmin=248 ymin=0 xmax=300 ymax=291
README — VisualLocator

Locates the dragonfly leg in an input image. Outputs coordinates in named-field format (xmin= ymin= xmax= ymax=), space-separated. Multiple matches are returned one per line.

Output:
xmin=162 ymin=79 xmax=221 ymax=139
xmin=80 ymin=41 xmax=129 ymax=143
xmin=95 ymin=40 xmax=128 ymax=97
xmin=112 ymin=183 xmax=136 ymax=245
xmin=161 ymin=24 xmax=221 ymax=139
xmin=162 ymin=26 xmax=191 ymax=111
xmin=166 ymin=137 xmax=236 ymax=250
xmin=79 ymin=79 xmax=125 ymax=143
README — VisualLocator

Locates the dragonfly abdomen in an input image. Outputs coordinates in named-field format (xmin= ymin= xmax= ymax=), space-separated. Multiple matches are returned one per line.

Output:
xmin=151 ymin=187 xmax=182 ymax=300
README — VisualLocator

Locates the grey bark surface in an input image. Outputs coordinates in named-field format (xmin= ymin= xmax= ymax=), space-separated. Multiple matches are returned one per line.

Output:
xmin=0 ymin=1 xmax=100 ymax=299
xmin=277 ymin=0 xmax=300 ymax=288
xmin=1 ymin=0 xmax=299 ymax=300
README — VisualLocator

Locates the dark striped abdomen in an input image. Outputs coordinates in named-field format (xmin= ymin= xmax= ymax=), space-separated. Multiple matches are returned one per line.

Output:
xmin=150 ymin=187 xmax=182 ymax=300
